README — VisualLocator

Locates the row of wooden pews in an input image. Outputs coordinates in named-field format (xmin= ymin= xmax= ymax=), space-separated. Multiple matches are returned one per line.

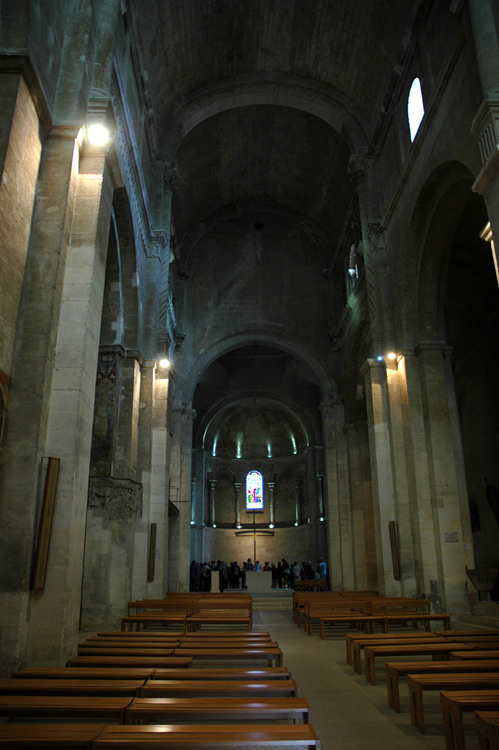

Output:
xmin=293 ymin=591 xmax=452 ymax=636
xmin=122 ymin=592 xmax=253 ymax=632
xmin=343 ymin=627 xmax=499 ymax=749
xmin=0 ymin=620 xmax=323 ymax=748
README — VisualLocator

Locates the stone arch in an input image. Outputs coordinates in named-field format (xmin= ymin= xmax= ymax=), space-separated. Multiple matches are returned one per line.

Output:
xmin=163 ymin=76 xmax=368 ymax=158
xmin=110 ymin=187 xmax=139 ymax=350
xmin=181 ymin=332 xmax=336 ymax=407
xmin=196 ymin=391 xmax=317 ymax=452
xmin=400 ymin=161 xmax=478 ymax=347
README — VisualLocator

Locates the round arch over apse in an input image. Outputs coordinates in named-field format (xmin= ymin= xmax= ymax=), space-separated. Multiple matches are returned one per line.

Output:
xmin=196 ymin=392 xmax=316 ymax=452
xmin=181 ymin=332 xmax=337 ymax=408
xmin=399 ymin=161 xmax=481 ymax=346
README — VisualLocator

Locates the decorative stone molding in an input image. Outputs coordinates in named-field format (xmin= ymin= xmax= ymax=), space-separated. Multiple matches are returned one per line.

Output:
xmin=471 ymin=98 xmax=499 ymax=165
xmin=88 ymin=477 xmax=143 ymax=523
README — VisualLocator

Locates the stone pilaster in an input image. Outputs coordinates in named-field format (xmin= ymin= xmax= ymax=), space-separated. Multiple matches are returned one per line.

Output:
xmin=208 ymin=479 xmax=217 ymax=527
xmin=415 ymin=342 xmax=471 ymax=612
xmin=26 ymin=136 xmax=115 ymax=665
xmin=362 ymin=358 xmax=401 ymax=597
xmin=168 ymin=405 xmax=196 ymax=591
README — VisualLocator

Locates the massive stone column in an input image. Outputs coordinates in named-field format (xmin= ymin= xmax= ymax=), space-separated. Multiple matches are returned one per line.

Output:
xmin=361 ymin=359 xmax=402 ymax=597
xmin=322 ymin=402 xmax=351 ymax=589
xmin=168 ymin=405 xmax=196 ymax=591
xmin=414 ymin=343 xmax=471 ymax=613
xmin=27 ymin=136 xmax=115 ymax=664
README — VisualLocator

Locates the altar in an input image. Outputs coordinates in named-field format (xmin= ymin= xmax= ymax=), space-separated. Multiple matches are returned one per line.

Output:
xmin=244 ymin=570 xmax=272 ymax=593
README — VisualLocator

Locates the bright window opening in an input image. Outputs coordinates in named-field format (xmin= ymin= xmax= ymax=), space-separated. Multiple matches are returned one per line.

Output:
xmin=408 ymin=77 xmax=424 ymax=142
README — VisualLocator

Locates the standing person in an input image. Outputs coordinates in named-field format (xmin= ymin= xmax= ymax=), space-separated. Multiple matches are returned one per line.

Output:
xmin=318 ymin=558 xmax=327 ymax=581
xmin=240 ymin=562 xmax=247 ymax=590
xmin=293 ymin=561 xmax=301 ymax=589
xmin=271 ymin=563 xmax=277 ymax=588
xmin=246 ymin=558 xmax=254 ymax=571
xmin=255 ymin=560 xmax=261 ymax=571
xmin=276 ymin=561 xmax=283 ymax=588
xmin=233 ymin=560 xmax=240 ymax=589
xmin=282 ymin=558 xmax=290 ymax=589
xmin=220 ymin=562 xmax=229 ymax=592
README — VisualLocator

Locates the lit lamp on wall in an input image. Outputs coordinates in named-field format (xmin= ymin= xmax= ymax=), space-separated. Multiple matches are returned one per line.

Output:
xmin=86 ymin=123 xmax=111 ymax=147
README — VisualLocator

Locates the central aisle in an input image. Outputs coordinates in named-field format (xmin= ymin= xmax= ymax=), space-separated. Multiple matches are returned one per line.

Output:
xmin=253 ymin=609 xmax=480 ymax=750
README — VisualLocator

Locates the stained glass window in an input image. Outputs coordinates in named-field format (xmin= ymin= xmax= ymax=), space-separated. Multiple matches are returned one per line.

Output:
xmin=246 ymin=470 xmax=264 ymax=510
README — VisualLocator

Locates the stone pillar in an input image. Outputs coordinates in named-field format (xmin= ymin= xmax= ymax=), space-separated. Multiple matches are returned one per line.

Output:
xmin=0 ymin=130 xmax=81 ymax=675
xmin=268 ymin=482 xmax=276 ymax=526
xmin=234 ymin=482 xmax=242 ymax=527
xmin=362 ymin=358 xmax=401 ymax=597
xmin=27 ymin=135 xmax=115 ymax=664
xmin=384 ymin=359 xmax=417 ymax=595
xmin=345 ymin=423 xmax=368 ymax=590
xmin=414 ymin=343 xmax=470 ymax=612
xmin=322 ymin=402 xmax=351 ymax=589
xmin=208 ymin=479 xmax=217 ymax=527
xmin=293 ymin=479 xmax=301 ymax=525
xmin=168 ymin=405 xmax=195 ymax=591
xmin=114 ymin=354 xmax=141 ymax=480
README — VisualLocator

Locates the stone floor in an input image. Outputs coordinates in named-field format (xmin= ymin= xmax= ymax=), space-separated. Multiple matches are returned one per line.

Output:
xmin=253 ymin=609 xmax=490 ymax=750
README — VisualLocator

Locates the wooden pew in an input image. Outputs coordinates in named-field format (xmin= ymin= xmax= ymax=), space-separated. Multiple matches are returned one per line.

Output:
xmin=77 ymin=646 xmax=175 ymax=656
xmin=475 ymin=710 xmax=499 ymax=750
xmin=139 ymin=678 xmax=298 ymax=697
xmin=176 ymin=639 xmax=279 ymax=649
xmin=172 ymin=646 xmax=283 ymax=667
xmin=184 ymin=610 xmax=252 ymax=632
xmin=451 ymin=651 xmax=499 ymax=662
xmin=0 ymin=678 xmax=144 ymax=697
xmin=408 ymin=674 xmax=499 ymax=733
xmin=13 ymin=667 xmax=155 ymax=680
xmin=385 ymin=660 xmax=499 ymax=712
xmin=92 ymin=723 xmax=322 ymax=748
xmin=319 ymin=613 xmax=385 ymax=638
xmin=123 ymin=696 xmax=311 ymax=724
xmin=364 ymin=642 xmax=473 ymax=685
xmin=345 ymin=630 xmax=438 ymax=666
xmin=440 ymin=690 xmax=499 ymax=750
xmin=350 ymin=634 xmax=445 ymax=674
xmin=66 ymin=656 xmax=192 ymax=668
xmin=152 ymin=667 xmax=292 ymax=680
xmin=0 ymin=695 xmax=133 ymax=722
xmin=0 ymin=723 xmax=104 ymax=748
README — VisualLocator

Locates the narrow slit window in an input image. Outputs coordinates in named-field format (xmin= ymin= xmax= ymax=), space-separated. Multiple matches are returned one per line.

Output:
xmin=408 ymin=77 xmax=424 ymax=141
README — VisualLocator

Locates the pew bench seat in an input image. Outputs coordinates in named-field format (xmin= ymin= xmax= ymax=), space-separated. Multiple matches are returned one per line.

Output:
xmin=92 ymin=723 xmax=322 ymax=748
xmin=475 ymin=710 xmax=499 ymax=750
xmin=0 ymin=723 xmax=105 ymax=748
xmin=0 ymin=695 xmax=133 ymax=722
xmin=66 ymin=657 xmax=192 ymax=669
xmin=0 ymin=679 xmax=144 ymax=697
xmin=408 ymin=673 xmax=499 ymax=732
xmin=124 ymin=696 xmax=310 ymax=724
xmin=441 ymin=690 xmax=499 ymax=750
xmin=172 ymin=647 xmax=282 ymax=667
xmin=152 ymin=667 xmax=292 ymax=680
xmin=345 ymin=630 xmax=438 ymax=666
xmin=139 ymin=679 xmax=298 ymax=697
xmin=364 ymin=642 xmax=473 ymax=685
xmin=13 ymin=667 xmax=155 ymax=681
xmin=351 ymin=635 xmax=446 ymax=675
xmin=77 ymin=647 xmax=174 ymax=657
xmin=385 ymin=659 xmax=499 ymax=712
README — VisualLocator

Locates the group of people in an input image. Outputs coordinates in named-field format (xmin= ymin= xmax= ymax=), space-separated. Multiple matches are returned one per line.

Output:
xmin=189 ymin=557 xmax=328 ymax=592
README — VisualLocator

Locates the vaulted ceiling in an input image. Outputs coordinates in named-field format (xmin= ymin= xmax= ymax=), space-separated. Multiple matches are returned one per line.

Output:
xmin=130 ymin=0 xmax=422 ymax=266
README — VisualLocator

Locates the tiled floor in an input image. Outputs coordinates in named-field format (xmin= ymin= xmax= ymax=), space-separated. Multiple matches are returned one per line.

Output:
xmin=252 ymin=610 xmax=485 ymax=750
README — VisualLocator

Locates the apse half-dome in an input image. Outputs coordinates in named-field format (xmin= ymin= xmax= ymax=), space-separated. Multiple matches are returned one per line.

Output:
xmin=203 ymin=399 xmax=308 ymax=459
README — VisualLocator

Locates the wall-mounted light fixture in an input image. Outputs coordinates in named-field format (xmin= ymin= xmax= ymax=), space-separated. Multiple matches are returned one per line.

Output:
xmin=86 ymin=123 xmax=111 ymax=147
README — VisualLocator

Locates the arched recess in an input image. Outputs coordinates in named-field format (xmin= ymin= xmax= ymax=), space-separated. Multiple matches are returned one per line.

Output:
xmin=182 ymin=332 xmax=336 ymax=407
xmin=403 ymin=162 xmax=499 ymax=582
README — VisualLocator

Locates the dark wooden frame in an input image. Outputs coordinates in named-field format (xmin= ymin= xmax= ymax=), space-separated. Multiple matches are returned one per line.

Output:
xmin=32 ymin=457 xmax=60 ymax=590
xmin=389 ymin=521 xmax=401 ymax=580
